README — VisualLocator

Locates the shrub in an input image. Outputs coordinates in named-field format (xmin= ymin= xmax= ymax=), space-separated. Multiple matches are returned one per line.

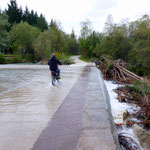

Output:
xmin=0 ymin=53 xmax=5 ymax=64
xmin=11 ymin=55 xmax=23 ymax=63
xmin=125 ymin=80 xmax=150 ymax=99
xmin=55 ymin=52 xmax=74 ymax=64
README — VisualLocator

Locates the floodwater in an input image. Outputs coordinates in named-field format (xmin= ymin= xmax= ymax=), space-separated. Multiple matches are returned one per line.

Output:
xmin=0 ymin=68 xmax=48 ymax=94
xmin=0 ymin=57 xmax=87 ymax=150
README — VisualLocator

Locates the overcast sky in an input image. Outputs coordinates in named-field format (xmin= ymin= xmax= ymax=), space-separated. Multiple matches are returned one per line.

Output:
xmin=1 ymin=0 xmax=150 ymax=35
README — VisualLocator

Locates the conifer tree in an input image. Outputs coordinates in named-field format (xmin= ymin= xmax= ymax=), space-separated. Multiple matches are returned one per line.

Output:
xmin=37 ymin=14 xmax=48 ymax=31
xmin=6 ymin=0 xmax=22 ymax=25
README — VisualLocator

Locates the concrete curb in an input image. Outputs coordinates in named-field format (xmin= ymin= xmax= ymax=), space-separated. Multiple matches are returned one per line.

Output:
xmin=97 ymin=68 xmax=121 ymax=150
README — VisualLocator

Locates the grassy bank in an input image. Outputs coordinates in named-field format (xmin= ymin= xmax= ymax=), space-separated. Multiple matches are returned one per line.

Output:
xmin=0 ymin=52 xmax=74 ymax=65
xmin=55 ymin=53 xmax=74 ymax=65
xmin=0 ymin=54 xmax=25 ymax=64
xmin=79 ymin=56 xmax=90 ymax=62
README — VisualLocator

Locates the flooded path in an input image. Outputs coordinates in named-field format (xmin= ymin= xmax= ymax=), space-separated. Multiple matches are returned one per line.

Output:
xmin=0 ymin=56 xmax=118 ymax=150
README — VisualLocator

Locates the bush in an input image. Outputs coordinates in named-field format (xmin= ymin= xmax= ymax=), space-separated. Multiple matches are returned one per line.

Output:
xmin=63 ymin=58 xmax=74 ymax=64
xmin=55 ymin=52 xmax=74 ymax=64
xmin=0 ymin=53 xmax=5 ymax=64
xmin=24 ymin=54 xmax=35 ymax=62
xmin=3 ymin=55 xmax=24 ymax=63
xmin=125 ymin=80 xmax=150 ymax=99
xmin=125 ymin=84 xmax=142 ymax=95
xmin=55 ymin=52 xmax=66 ymax=60
xmin=79 ymin=55 xmax=90 ymax=62
xmin=11 ymin=55 xmax=23 ymax=63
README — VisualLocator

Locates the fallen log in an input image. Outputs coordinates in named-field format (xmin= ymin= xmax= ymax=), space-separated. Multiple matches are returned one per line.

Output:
xmin=115 ymin=64 xmax=143 ymax=81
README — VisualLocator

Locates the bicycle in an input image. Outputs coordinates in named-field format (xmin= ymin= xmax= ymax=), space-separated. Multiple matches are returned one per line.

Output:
xmin=51 ymin=70 xmax=59 ymax=86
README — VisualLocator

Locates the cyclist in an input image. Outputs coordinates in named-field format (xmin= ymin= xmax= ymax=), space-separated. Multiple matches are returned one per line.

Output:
xmin=48 ymin=53 xmax=62 ymax=79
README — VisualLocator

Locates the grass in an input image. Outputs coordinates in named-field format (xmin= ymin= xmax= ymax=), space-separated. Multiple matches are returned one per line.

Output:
xmin=79 ymin=55 xmax=90 ymax=62
xmin=55 ymin=52 xmax=74 ymax=65
xmin=0 ymin=52 xmax=75 ymax=65
xmin=0 ymin=53 xmax=32 ymax=64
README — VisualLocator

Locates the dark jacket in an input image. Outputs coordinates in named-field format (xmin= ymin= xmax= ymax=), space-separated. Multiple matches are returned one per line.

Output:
xmin=48 ymin=56 xmax=62 ymax=70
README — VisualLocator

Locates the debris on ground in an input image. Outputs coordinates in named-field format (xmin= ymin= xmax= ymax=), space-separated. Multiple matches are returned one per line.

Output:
xmin=98 ymin=56 xmax=150 ymax=150
xmin=95 ymin=57 xmax=143 ymax=84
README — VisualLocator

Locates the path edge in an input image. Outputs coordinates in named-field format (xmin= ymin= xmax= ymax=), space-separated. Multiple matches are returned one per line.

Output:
xmin=97 ymin=68 xmax=121 ymax=150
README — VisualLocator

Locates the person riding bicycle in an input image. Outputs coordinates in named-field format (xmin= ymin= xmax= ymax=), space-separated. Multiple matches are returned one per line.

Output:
xmin=48 ymin=53 xmax=62 ymax=79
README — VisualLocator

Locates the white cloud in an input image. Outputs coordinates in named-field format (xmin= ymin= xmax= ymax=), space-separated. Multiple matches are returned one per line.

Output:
xmin=1 ymin=0 xmax=150 ymax=35
xmin=111 ymin=0 xmax=150 ymax=22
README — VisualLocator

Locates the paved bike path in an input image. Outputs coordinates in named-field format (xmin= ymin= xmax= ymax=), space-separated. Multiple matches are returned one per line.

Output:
xmin=32 ymin=64 xmax=118 ymax=150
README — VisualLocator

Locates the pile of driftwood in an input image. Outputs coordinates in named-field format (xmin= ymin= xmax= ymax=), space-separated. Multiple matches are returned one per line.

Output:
xmin=114 ymin=87 xmax=150 ymax=120
xmin=113 ymin=87 xmax=141 ymax=104
xmin=95 ymin=57 xmax=143 ymax=84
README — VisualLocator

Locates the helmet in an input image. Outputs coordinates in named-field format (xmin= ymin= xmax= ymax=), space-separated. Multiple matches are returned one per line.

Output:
xmin=51 ymin=53 xmax=56 ymax=57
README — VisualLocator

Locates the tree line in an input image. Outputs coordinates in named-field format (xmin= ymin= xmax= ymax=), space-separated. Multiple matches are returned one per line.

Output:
xmin=6 ymin=0 xmax=48 ymax=31
xmin=79 ymin=15 xmax=150 ymax=76
xmin=0 ymin=0 xmax=79 ymax=63
xmin=0 ymin=0 xmax=150 ymax=77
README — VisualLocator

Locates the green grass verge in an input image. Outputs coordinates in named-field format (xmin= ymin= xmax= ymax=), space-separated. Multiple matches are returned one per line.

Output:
xmin=79 ymin=55 xmax=90 ymax=62
xmin=55 ymin=52 xmax=74 ymax=65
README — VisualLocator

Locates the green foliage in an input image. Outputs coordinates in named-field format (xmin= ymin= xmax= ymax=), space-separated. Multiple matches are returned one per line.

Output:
xmin=105 ymin=63 xmax=113 ymax=72
xmin=1 ymin=0 xmax=79 ymax=63
xmin=79 ymin=56 xmax=90 ymax=62
xmin=79 ymin=31 xmax=101 ymax=58
xmin=2 ymin=0 xmax=150 ymax=74
xmin=97 ymin=24 xmax=130 ymax=60
xmin=0 ymin=54 xmax=24 ymax=64
xmin=101 ymin=54 xmax=113 ymax=60
xmin=78 ymin=14 xmax=150 ymax=77
xmin=55 ymin=52 xmax=73 ymax=64
xmin=79 ymin=19 xmax=98 ymax=58
xmin=11 ymin=55 xmax=23 ymax=63
xmin=49 ymin=19 xmax=61 ymax=30
xmin=133 ymin=80 xmax=150 ymax=96
xmin=6 ymin=0 xmax=22 ymax=25
xmin=127 ymin=16 xmax=150 ymax=76
xmin=80 ymin=19 xmax=92 ymax=39
xmin=125 ymin=80 xmax=150 ymax=100
xmin=66 ymin=30 xmax=79 ymax=55
xmin=34 ymin=30 xmax=51 ymax=60
xmin=36 ymin=14 xmax=48 ymax=31
xmin=34 ymin=23 xmax=79 ymax=60
xmin=110 ymin=31 xmax=130 ymax=60
xmin=0 ymin=11 xmax=10 ymax=52
xmin=125 ymin=84 xmax=142 ymax=95
xmin=34 ymin=26 xmax=65 ymax=60
xmin=104 ymin=15 xmax=114 ymax=35
xmin=62 ymin=59 xmax=74 ymax=65
xmin=5 ymin=0 xmax=48 ymax=31
xmin=126 ymin=65 xmax=145 ymax=76
xmin=9 ymin=22 xmax=40 ymax=57
xmin=0 ymin=53 xmax=5 ymax=64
